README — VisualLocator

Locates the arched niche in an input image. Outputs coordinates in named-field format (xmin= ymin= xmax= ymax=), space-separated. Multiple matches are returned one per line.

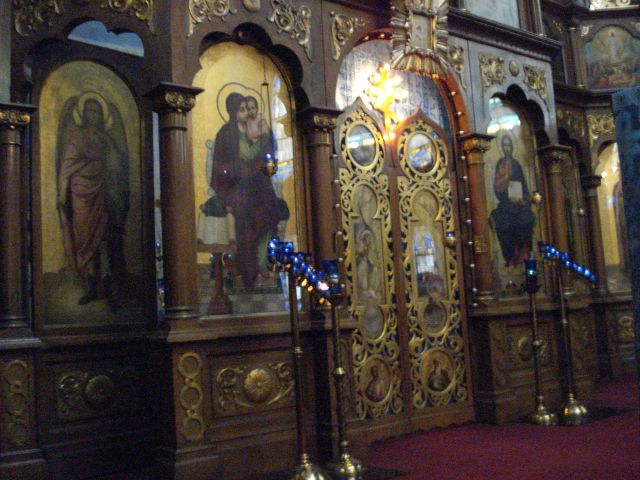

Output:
xmin=191 ymin=41 xmax=301 ymax=318
xmin=595 ymin=142 xmax=631 ymax=293
xmin=484 ymin=96 xmax=546 ymax=297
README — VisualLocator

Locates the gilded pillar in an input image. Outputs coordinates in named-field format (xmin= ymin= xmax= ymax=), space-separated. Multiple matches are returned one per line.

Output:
xmin=148 ymin=84 xmax=202 ymax=323
xmin=460 ymin=133 xmax=494 ymax=302
xmin=581 ymin=174 xmax=608 ymax=295
xmin=539 ymin=144 xmax=573 ymax=293
xmin=299 ymin=108 xmax=342 ymax=263
xmin=0 ymin=104 xmax=33 ymax=329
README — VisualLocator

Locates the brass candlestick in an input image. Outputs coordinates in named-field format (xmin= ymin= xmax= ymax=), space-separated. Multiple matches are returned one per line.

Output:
xmin=555 ymin=266 xmax=588 ymax=426
xmin=524 ymin=259 xmax=557 ymax=426
xmin=324 ymin=261 xmax=365 ymax=479
xmin=287 ymin=269 xmax=332 ymax=480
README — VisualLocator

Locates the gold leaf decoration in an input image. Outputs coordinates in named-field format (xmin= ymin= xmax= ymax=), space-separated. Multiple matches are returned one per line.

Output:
xmin=390 ymin=0 xmax=450 ymax=78
xmin=479 ymin=53 xmax=504 ymax=91
xmin=587 ymin=113 xmax=615 ymax=147
xmin=330 ymin=11 xmax=365 ymax=61
xmin=268 ymin=0 xmax=312 ymax=61
xmin=188 ymin=0 xmax=237 ymax=37
xmin=523 ymin=64 xmax=548 ymax=100
xmin=13 ymin=0 xmax=64 ymax=37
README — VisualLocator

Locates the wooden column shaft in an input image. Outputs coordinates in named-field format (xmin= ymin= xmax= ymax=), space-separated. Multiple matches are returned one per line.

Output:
xmin=539 ymin=144 xmax=573 ymax=291
xmin=581 ymin=175 xmax=608 ymax=294
xmin=300 ymin=109 xmax=340 ymax=264
xmin=0 ymin=106 xmax=32 ymax=326
xmin=568 ymin=26 xmax=587 ymax=88
xmin=460 ymin=133 xmax=494 ymax=301
xmin=149 ymin=85 xmax=202 ymax=321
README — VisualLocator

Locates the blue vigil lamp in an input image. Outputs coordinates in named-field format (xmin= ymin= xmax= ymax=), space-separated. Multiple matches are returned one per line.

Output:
xmin=322 ymin=259 xmax=366 ymax=479
xmin=524 ymin=258 xmax=558 ymax=426
xmin=261 ymin=152 xmax=278 ymax=178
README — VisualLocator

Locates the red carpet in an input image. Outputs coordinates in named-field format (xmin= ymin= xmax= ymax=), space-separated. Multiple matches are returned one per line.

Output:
xmin=365 ymin=377 xmax=640 ymax=480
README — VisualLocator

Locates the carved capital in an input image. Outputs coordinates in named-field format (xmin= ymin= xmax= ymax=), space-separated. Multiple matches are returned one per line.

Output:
xmin=0 ymin=104 xmax=34 ymax=129
xmin=538 ymin=144 xmax=572 ymax=173
xmin=298 ymin=107 xmax=341 ymax=133
xmin=581 ymin=174 xmax=602 ymax=192
xmin=147 ymin=83 xmax=203 ymax=114
xmin=459 ymin=132 xmax=494 ymax=156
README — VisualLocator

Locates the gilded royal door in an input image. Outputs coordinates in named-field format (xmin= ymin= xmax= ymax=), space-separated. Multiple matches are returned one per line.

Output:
xmin=336 ymin=100 xmax=470 ymax=430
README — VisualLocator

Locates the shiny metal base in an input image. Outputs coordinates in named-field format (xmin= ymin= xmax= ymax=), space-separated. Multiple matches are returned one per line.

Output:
xmin=327 ymin=453 xmax=366 ymax=479
xmin=561 ymin=395 xmax=588 ymax=426
xmin=293 ymin=456 xmax=334 ymax=480
xmin=530 ymin=404 xmax=558 ymax=426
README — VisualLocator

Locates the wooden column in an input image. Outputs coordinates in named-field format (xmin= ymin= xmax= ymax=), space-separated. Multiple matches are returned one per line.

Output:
xmin=568 ymin=24 xmax=588 ymax=89
xmin=148 ymin=84 xmax=202 ymax=324
xmin=0 ymin=104 xmax=48 ymax=479
xmin=460 ymin=133 xmax=494 ymax=303
xmin=299 ymin=108 xmax=342 ymax=264
xmin=581 ymin=174 xmax=608 ymax=295
xmin=539 ymin=144 xmax=574 ymax=293
xmin=0 ymin=104 xmax=33 ymax=330
xmin=529 ymin=0 xmax=544 ymax=35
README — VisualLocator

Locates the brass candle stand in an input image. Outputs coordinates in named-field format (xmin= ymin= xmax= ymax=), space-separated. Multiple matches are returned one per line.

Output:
xmin=555 ymin=266 xmax=588 ymax=426
xmin=324 ymin=261 xmax=366 ymax=479
xmin=524 ymin=259 xmax=558 ymax=426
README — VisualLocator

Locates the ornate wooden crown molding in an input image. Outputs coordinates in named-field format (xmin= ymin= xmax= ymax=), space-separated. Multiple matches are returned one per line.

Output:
xmin=268 ymin=0 xmax=312 ymax=61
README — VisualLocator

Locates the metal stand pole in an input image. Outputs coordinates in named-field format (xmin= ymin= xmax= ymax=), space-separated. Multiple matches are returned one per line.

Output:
xmin=326 ymin=293 xmax=365 ymax=479
xmin=556 ymin=267 xmax=588 ymax=426
xmin=524 ymin=259 xmax=557 ymax=426
xmin=287 ymin=271 xmax=332 ymax=480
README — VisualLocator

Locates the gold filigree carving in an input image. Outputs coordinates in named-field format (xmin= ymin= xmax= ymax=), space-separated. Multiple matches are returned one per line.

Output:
xmin=338 ymin=104 xmax=403 ymax=419
xmin=390 ymin=0 xmax=450 ymax=78
xmin=570 ymin=316 xmax=593 ymax=372
xmin=311 ymin=113 xmax=337 ymax=132
xmin=2 ymin=360 xmax=29 ymax=447
xmin=448 ymin=45 xmax=467 ymax=89
xmin=581 ymin=25 xmax=592 ymax=37
xmin=13 ymin=0 xmax=63 ymax=37
xmin=587 ymin=113 xmax=616 ymax=147
xmin=473 ymin=235 xmax=489 ymax=254
xmin=552 ymin=19 xmax=565 ymax=35
xmin=479 ymin=53 xmax=504 ymax=91
xmin=70 ymin=0 xmax=155 ymax=32
xmin=216 ymin=362 xmax=294 ymax=411
xmin=178 ymin=352 xmax=205 ymax=442
xmin=57 ymin=367 xmax=140 ymax=420
xmin=396 ymin=115 xmax=468 ymax=408
xmin=188 ymin=0 xmax=237 ymax=37
xmin=164 ymin=91 xmax=197 ymax=112
xmin=0 ymin=109 xmax=31 ymax=128
xmin=268 ymin=0 xmax=312 ymax=61
xmin=243 ymin=0 xmax=260 ymax=11
xmin=617 ymin=315 xmax=635 ymax=343
xmin=523 ymin=65 xmax=548 ymax=100
xmin=330 ymin=12 xmax=364 ymax=61
xmin=557 ymin=109 xmax=586 ymax=141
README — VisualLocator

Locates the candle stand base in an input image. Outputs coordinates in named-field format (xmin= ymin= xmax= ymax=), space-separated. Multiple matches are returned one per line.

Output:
xmin=561 ymin=395 xmax=588 ymax=426
xmin=327 ymin=453 xmax=366 ymax=479
xmin=530 ymin=404 xmax=558 ymax=426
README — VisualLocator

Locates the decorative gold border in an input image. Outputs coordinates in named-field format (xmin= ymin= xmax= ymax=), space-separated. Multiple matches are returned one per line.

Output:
xmin=178 ymin=352 xmax=205 ymax=442
xmin=396 ymin=116 xmax=468 ymax=409
xmin=337 ymin=104 xmax=403 ymax=419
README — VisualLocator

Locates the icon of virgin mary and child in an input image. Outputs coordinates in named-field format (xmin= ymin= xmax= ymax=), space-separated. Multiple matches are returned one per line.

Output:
xmin=198 ymin=91 xmax=289 ymax=290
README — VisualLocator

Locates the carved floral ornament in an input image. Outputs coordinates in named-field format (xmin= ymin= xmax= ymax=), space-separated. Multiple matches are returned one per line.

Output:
xmin=14 ymin=0 xmax=155 ymax=37
xmin=330 ymin=11 xmax=365 ymax=61
xmin=390 ymin=0 xmax=451 ymax=79
xmin=587 ymin=113 xmax=616 ymax=147
xmin=590 ymin=0 xmax=632 ymax=9
xmin=523 ymin=64 xmax=547 ymax=101
xmin=448 ymin=45 xmax=467 ymax=89
xmin=188 ymin=0 xmax=237 ymax=37
xmin=557 ymin=109 xmax=586 ymax=140
xmin=479 ymin=53 xmax=505 ymax=91
xmin=269 ymin=0 xmax=312 ymax=61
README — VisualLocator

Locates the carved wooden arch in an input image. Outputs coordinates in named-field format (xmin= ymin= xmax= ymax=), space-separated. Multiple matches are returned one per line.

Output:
xmin=190 ymin=23 xmax=309 ymax=111
xmin=12 ymin=8 xmax=161 ymax=98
